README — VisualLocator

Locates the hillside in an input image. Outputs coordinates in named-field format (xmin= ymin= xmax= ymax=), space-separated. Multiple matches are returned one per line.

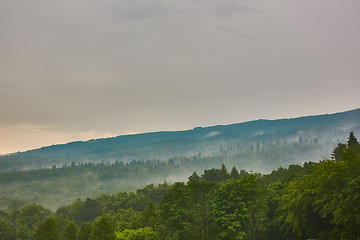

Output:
xmin=0 ymin=108 xmax=360 ymax=210
xmin=1 ymin=108 xmax=360 ymax=172
xmin=1 ymin=134 xmax=360 ymax=240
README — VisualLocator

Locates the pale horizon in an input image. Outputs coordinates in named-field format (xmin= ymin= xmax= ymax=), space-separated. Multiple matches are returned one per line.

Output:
xmin=1 ymin=107 xmax=358 ymax=155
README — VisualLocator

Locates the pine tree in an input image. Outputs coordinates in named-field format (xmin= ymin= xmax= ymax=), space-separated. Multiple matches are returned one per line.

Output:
xmin=331 ymin=143 xmax=347 ymax=161
xmin=219 ymin=164 xmax=229 ymax=181
xmin=348 ymin=132 xmax=360 ymax=151
xmin=230 ymin=166 xmax=240 ymax=179
xmin=188 ymin=171 xmax=201 ymax=182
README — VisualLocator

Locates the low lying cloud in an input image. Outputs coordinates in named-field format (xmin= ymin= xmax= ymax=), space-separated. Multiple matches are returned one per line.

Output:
xmin=94 ymin=0 xmax=252 ymax=20
xmin=205 ymin=131 xmax=221 ymax=138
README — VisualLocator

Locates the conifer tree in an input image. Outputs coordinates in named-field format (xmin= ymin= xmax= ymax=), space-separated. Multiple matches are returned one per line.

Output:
xmin=348 ymin=131 xmax=360 ymax=151
xmin=188 ymin=171 xmax=201 ymax=182
xmin=230 ymin=166 xmax=240 ymax=179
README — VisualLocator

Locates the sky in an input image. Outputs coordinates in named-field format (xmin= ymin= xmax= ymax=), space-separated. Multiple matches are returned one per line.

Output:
xmin=1 ymin=0 xmax=360 ymax=155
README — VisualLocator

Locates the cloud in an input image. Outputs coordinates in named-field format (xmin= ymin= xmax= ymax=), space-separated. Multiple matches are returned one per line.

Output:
xmin=215 ymin=25 xmax=262 ymax=42
xmin=205 ymin=131 xmax=221 ymax=138
xmin=93 ymin=0 xmax=252 ymax=21
xmin=176 ymin=0 xmax=253 ymax=17
xmin=95 ymin=0 xmax=182 ymax=20
xmin=212 ymin=1 xmax=252 ymax=17
xmin=0 ymin=0 xmax=360 ymax=154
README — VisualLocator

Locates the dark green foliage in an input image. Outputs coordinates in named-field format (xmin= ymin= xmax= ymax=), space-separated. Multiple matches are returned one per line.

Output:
xmin=277 ymin=132 xmax=360 ymax=239
xmin=0 ymin=217 xmax=15 ymax=240
xmin=80 ymin=198 xmax=102 ymax=223
xmin=116 ymin=227 xmax=157 ymax=240
xmin=2 ymin=132 xmax=360 ymax=240
xmin=90 ymin=215 xmax=116 ymax=240
xmin=102 ymin=192 xmax=150 ymax=213
xmin=188 ymin=171 xmax=201 ymax=182
xmin=213 ymin=175 xmax=266 ymax=240
xmin=0 ymin=203 xmax=52 ymax=240
xmin=187 ymin=179 xmax=218 ymax=240
xmin=109 ymin=208 xmax=140 ymax=231
xmin=202 ymin=165 xmax=231 ymax=182
xmin=159 ymin=182 xmax=195 ymax=239
xmin=12 ymin=203 xmax=52 ymax=230
xmin=56 ymin=198 xmax=102 ymax=224
xmin=14 ymin=224 xmax=32 ymax=240
xmin=158 ymin=177 xmax=219 ymax=240
xmin=230 ymin=166 xmax=240 ymax=179
xmin=77 ymin=222 xmax=93 ymax=240
xmin=61 ymin=221 xmax=78 ymax=240
xmin=137 ymin=200 xmax=158 ymax=230
xmin=348 ymin=131 xmax=360 ymax=150
xmin=332 ymin=143 xmax=347 ymax=161
xmin=0 ymin=131 xmax=347 ymax=210
xmin=35 ymin=218 xmax=60 ymax=240
xmin=136 ymin=183 xmax=171 ymax=204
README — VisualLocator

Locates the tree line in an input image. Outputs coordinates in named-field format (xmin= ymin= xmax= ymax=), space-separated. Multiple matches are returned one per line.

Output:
xmin=0 ymin=132 xmax=359 ymax=240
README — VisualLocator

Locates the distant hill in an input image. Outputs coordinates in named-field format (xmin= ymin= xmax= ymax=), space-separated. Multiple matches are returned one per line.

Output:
xmin=1 ymin=108 xmax=360 ymax=210
xmin=1 ymin=108 xmax=360 ymax=172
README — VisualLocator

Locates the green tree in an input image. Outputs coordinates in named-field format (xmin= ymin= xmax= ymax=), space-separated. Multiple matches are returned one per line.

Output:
xmin=277 ymin=134 xmax=360 ymax=239
xmin=187 ymin=179 xmax=218 ymax=240
xmin=90 ymin=215 xmax=116 ymax=240
xmin=61 ymin=221 xmax=78 ymax=240
xmin=332 ymin=143 xmax=347 ymax=161
xmin=348 ymin=131 xmax=360 ymax=151
xmin=230 ymin=166 xmax=240 ymax=179
xmin=15 ymin=224 xmax=32 ymax=240
xmin=110 ymin=208 xmax=140 ymax=232
xmin=138 ymin=200 xmax=158 ymax=230
xmin=202 ymin=166 xmax=230 ymax=182
xmin=0 ymin=217 xmax=15 ymax=240
xmin=80 ymin=198 xmax=102 ymax=223
xmin=159 ymin=182 xmax=195 ymax=240
xmin=188 ymin=171 xmax=201 ymax=182
xmin=14 ymin=203 xmax=52 ymax=230
xmin=116 ymin=227 xmax=157 ymax=240
xmin=213 ymin=175 xmax=266 ymax=240
xmin=77 ymin=222 xmax=93 ymax=240
xmin=276 ymin=171 xmax=325 ymax=239
xmin=35 ymin=218 xmax=60 ymax=240
xmin=219 ymin=164 xmax=230 ymax=181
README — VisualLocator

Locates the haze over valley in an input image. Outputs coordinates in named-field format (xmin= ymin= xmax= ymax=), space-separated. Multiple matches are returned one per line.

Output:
xmin=1 ymin=108 xmax=359 ymax=209
xmin=1 ymin=0 xmax=360 ymax=239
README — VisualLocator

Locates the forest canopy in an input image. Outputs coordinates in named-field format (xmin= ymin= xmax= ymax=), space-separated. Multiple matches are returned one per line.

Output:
xmin=0 ymin=132 xmax=359 ymax=239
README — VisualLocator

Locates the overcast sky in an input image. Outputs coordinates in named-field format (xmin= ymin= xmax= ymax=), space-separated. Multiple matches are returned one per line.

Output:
xmin=1 ymin=0 xmax=359 ymax=154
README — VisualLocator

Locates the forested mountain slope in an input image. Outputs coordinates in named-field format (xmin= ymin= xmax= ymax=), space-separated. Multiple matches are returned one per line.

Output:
xmin=0 ymin=109 xmax=359 ymax=210
xmin=1 ymin=108 xmax=360 ymax=172
xmin=1 ymin=133 xmax=359 ymax=240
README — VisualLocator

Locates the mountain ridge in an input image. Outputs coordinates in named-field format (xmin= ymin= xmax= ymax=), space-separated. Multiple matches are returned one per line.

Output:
xmin=23 ymin=107 xmax=360 ymax=151
xmin=1 ymin=108 xmax=359 ymax=172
